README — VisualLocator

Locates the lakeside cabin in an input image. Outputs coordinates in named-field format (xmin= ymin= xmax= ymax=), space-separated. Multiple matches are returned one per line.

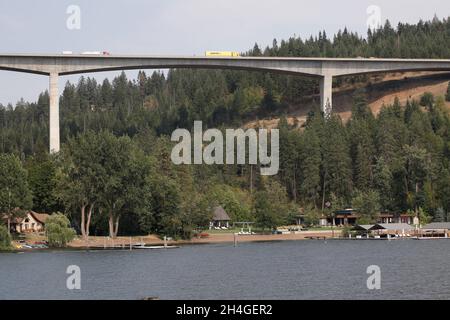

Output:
xmin=209 ymin=206 xmax=231 ymax=230
xmin=2 ymin=211 xmax=49 ymax=233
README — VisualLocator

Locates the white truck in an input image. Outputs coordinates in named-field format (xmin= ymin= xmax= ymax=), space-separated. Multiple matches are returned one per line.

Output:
xmin=81 ymin=51 xmax=110 ymax=55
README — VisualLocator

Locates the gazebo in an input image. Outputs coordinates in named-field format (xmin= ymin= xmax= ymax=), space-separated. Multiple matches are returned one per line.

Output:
xmin=209 ymin=206 xmax=231 ymax=229
xmin=353 ymin=224 xmax=375 ymax=237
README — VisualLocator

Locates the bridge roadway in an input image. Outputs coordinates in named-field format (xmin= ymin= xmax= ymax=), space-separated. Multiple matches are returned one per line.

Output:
xmin=1 ymin=53 xmax=450 ymax=152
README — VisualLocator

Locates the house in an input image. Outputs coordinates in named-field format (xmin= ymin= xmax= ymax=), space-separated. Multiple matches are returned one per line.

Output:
xmin=209 ymin=206 xmax=231 ymax=229
xmin=320 ymin=209 xmax=418 ymax=226
xmin=4 ymin=211 xmax=50 ymax=233
xmin=320 ymin=209 xmax=358 ymax=226
xmin=334 ymin=209 xmax=358 ymax=225
xmin=378 ymin=212 xmax=417 ymax=225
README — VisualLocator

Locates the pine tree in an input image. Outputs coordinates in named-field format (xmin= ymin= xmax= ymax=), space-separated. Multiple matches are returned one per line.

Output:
xmin=446 ymin=82 xmax=450 ymax=102
xmin=0 ymin=154 xmax=33 ymax=234
xmin=299 ymin=129 xmax=321 ymax=206
xmin=373 ymin=157 xmax=393 ymax=211
xmin=321 ymin=115 xmax=353 ymax=204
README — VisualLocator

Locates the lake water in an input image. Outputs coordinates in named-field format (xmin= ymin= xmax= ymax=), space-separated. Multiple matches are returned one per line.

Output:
xmin=0 ymin=239 xmax=449 ymax=300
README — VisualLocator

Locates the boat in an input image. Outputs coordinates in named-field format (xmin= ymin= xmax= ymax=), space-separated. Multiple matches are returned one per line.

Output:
xmin=132 ymin=244 xmax=179 ymax=249
xmin=412 ymin=236 xmax=449 ymax=240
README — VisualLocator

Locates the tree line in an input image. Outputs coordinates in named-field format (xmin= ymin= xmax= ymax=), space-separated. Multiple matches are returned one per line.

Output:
xmin=1 ymin=17 xmax=450 ymax=238
xmin=1 ymin=88 xmax=449 ymax=237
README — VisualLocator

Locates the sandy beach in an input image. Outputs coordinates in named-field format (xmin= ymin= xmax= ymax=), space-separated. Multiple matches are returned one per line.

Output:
xmin=68 ymin=230 xmax=340 ymax=248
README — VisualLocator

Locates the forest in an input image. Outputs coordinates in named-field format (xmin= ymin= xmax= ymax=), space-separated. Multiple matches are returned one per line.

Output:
xmin=1 ymin=17 xmax=450 ymax=238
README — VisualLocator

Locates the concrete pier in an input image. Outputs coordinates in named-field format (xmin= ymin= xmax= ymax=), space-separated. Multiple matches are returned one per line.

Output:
xmin=49 ymin=72 xmax=60 ymax=153
xmin=320 ymin=74 xmax=333 ymax=117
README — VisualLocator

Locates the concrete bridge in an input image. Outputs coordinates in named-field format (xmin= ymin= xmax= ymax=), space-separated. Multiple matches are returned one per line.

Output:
xmin=1 ymin=53 xmax=450 ymax=152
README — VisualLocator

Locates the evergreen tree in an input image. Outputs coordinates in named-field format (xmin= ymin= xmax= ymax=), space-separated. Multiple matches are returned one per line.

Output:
xmin=299 ymin=128 xmax=322 ymax=206
xmin=0 ymin=154 xmax=33 ymax=233
xmin=321 ymin=115 xmax=353 ymax=204
xmin=446 ymin=82 xmax=450 ymax=102
xmin=352 ymin=189 xmax=381 ymax=224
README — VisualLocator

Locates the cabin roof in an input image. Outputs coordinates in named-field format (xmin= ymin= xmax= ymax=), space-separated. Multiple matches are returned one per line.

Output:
xmin=212 ymin=206 xmax=230 ymax=221
xmin=29 ymin=211 xmax=49 ymax=224
xmin=1 ymin=211 xmax=49 ymax=224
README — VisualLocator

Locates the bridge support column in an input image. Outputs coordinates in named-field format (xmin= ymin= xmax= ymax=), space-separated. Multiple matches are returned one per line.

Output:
xmin=49 ymin=72 xmax=60 ymax=153
xmin=319 ymin=74 xmax=332 ymax=117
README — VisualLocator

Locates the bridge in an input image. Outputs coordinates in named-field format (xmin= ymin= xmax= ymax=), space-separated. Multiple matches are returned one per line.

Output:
xmin=1 ymin=53 xmax=450 ymax=152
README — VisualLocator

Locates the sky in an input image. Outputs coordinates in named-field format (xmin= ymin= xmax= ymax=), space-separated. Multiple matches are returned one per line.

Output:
xmin=0 ymin=0 xmax=449 ymax=105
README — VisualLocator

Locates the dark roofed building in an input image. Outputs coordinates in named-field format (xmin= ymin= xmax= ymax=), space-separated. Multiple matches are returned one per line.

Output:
xmin=209 ymin=206 xmax=231 ymax=229
xmin=378 ymin=212 xmax=417 ymax=224
xmin=320 ymin=209 xmax=419 ymax=227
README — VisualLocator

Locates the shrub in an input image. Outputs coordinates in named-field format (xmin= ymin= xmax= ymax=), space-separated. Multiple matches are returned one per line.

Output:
xmin=45 ymin=213 xmax=76 ymax=248
xmin=340 ymin=225 xmax=353 ymax=238
xmin=445 ymin=82 xmax=450 ymax=102
xmin=0 ymin=225 xmax=12 ymax=250
xmin=420 ymin=92 xmax=434 ymax=107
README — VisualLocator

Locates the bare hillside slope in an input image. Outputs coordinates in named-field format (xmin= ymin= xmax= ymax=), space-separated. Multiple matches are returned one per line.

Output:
xmin=245 ymin=72 xmax=450 ymax=129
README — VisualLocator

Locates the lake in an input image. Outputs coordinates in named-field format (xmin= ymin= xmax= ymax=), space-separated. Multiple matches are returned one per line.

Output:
xmin=0 ymin=239 xmax=449 ymax=300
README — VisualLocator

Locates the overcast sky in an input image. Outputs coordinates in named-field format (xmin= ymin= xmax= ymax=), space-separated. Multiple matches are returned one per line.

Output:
xmin=0 ymin=0 xmax=448 ymax=105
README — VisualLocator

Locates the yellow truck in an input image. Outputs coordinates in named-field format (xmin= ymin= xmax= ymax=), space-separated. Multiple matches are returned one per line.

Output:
xmin=205 ymin=51 xmax=240 ymax=57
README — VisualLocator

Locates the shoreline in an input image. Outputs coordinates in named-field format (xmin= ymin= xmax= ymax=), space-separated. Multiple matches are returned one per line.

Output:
xmin=5 ymin=230 xmax=341 ymax=253
xmin=68 ymin=230 xmax=340 ymax=249
xmin=5 ymin=231 xmax=449 ymax=253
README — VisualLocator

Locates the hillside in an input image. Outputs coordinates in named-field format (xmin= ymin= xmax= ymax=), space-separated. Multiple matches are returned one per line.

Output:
xmin=245 ymin=72 xmax=450 ymax=129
